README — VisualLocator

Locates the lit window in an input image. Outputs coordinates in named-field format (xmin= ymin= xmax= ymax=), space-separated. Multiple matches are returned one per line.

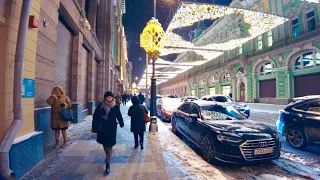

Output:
xmin=306 ymin=11 xmax=316 ymax=32
xmin=223 ymin=86 xmax=231 ymax=96
xmin=258 ymin=35 xmax=263 ymax=50
xmin=210 ymin=87 xmax=215 ymax=95
xmin=260 ymin=62 xmax=275 ymax=75
xmin=212 ymin=76 xmax=215 ymax=83
xmin=239 ymin=45 xmax=243 ymax=54
xmin=267 ymin=31 xmax=273 ymax=47
xmin=263 ymin=0 xmax=269 ymax=13
xmin=291 ymin=18 xmax=299 ymax=37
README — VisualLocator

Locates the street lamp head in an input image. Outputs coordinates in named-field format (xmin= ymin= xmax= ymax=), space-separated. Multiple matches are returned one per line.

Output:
xmin=140 ymin=17 xmax=166 ymax=58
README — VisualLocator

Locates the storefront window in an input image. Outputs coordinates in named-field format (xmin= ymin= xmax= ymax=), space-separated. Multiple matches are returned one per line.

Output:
xmin=210 ymin=87 xmax=215 ymax=95
xmin=222 ymin=86 xmax=231 ymax=96
xmin=191 ymin=89 xmax=195 ymax=96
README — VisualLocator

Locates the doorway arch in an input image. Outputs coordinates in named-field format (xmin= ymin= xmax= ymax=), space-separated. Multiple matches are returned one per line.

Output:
xmin=239 ymin=82 xmax=245 ymax=102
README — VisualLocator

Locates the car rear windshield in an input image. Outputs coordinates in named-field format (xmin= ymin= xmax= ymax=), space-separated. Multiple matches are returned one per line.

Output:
xmin=201 ymin=105 xmax=246 ymax=120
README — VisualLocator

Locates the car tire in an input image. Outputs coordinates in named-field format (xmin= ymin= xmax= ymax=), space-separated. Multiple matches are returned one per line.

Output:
xmin=171 ymin=117 xmax=179 ymax=135
xmin=200 ymin=134 xmax=216 ymax=163
xmin=286 ymin=127 xmax=308 ymax=150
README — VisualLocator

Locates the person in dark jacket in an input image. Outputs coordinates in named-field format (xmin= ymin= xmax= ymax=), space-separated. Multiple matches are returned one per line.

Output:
xmin=128 ymin=96 xmax=147 ymax=150
xmin=122 ymin=93 xmax=127 ymax=106
xmin=138 ymin=92 xmax=145 ymax=104
xmin=93 ymin=91 xmax=124 ymax=175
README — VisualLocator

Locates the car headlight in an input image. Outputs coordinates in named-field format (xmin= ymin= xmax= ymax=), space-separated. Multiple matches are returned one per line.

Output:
xmin=217 ymin=134 xmax=242 ymax=143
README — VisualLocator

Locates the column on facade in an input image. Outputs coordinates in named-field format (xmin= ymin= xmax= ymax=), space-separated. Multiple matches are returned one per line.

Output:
xmin=87 ymin=51 xmax=95 ymax=114
xmin=251 ymin=72 xmax=258 ymax=101
xmin=275 ymin=66 xmax=291 ymax=102
xmin=231 ymin=76 xmax=236 ymax=99
xmin=71 ymin=34 xmax=84 ymax=123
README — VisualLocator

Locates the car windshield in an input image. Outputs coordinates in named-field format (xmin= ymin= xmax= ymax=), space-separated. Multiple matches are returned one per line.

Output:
xmin=201 ymin=105 xmax=246 ymax=120
xmin=213 ymin=96 xmax=234 ymax=103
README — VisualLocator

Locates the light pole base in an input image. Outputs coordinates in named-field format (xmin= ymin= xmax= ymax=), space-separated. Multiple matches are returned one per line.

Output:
xmin=149 ymin=116 xmax=158 ymax=132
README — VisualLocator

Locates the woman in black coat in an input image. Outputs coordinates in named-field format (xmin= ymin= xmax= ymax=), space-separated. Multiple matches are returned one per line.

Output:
xmin=128 ymin=96 xmax=147 ymax=150
xmin=93 ymin=91 xmax=124 ymax=175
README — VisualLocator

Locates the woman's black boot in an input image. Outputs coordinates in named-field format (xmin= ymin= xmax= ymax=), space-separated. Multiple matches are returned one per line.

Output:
xmin=140 ymin=143 xmax=143 ymax=150
xmin=134 ymin=144 xmax=138 ymax=148
xmin=105 ymin=163 xmax=110 ymax=175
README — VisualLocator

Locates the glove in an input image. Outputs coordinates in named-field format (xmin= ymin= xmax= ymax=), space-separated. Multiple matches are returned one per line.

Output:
xmin=120 ymin=124 xmax=124 ymax=128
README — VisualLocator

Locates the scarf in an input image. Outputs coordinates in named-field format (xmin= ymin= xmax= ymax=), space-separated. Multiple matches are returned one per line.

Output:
xmin=102 ymin=100 xmax=116 ymax=114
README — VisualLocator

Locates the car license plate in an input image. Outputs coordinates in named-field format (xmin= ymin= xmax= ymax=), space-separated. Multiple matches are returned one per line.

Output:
xmin=254 ymin=148 xmax=273 ymax=155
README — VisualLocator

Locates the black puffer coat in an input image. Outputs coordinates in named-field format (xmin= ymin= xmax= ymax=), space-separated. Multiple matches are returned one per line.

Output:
xmin=94 ymin=103 xmax=124 ymax=146
xmin=128 ymin=104 xmax=147 ymax=133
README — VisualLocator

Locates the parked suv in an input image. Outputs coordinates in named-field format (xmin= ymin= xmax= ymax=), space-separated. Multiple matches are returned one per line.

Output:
xmin=277 ymin=95 xmax=320 ymax=150
xmin=201 ymin=95 xmax=250 ymax=118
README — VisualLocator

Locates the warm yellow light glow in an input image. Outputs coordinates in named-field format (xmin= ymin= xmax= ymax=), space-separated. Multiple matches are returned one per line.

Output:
xmin=140 ymin=17 xmax=166 ymax=57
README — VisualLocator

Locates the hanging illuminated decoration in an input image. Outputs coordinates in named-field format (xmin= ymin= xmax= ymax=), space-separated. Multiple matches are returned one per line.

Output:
xmin=138 ymin=2 xmax=289 ymax=88
xmin=163 ymin=2 xmax=288 ymax=51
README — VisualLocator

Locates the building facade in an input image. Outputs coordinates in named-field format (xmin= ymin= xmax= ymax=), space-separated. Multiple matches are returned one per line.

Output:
xmin=0 ymin=0 xmax=125 ymax=178
xmin=159 ymin=0 xmax=320 ymax=105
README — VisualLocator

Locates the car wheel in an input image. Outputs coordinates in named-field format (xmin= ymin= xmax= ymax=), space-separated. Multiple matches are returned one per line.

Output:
xmin=171 ymin=117 xmax=178 ymax=135
xmin=200 ymin=134 xmax=215 ymax=163
xmin=286 ymin=127 xmax=308 ymax=149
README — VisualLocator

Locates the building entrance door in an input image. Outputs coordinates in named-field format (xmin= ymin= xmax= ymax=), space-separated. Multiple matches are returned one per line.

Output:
xmin=240 ymin=82 xmax=245 ymax=102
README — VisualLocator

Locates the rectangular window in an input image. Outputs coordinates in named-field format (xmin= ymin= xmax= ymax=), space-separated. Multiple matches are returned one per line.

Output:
xmin=292 ymin=18 xmax=299 ymax=37
xmin=239 ymin=45 xmax=243 ymax=54
xmin=191 ymin=89 xmax=195 ymax=96
xmin=258 ymin=35 xmax=263 ymax=50
xmin=267 ymin=31 xmax=273 ymax=47
xmin=306 ymin=11 xmax=316 ymax=32
xmin=210 ymin=87 xmax=215 ymax=95
xmin=222 ymin=86 xmax=231 ymax=96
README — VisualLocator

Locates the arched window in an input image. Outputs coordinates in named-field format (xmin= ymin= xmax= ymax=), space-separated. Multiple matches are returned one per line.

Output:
xmin=260 ymin=62 xmax=275 ymax=75
xmin=199 ymin=78 xmax=205 ymax=85
xmin=294 ymin=52 xmax=320 ymax=70
xmin=222 ymin=73 xmax=230 ymax=82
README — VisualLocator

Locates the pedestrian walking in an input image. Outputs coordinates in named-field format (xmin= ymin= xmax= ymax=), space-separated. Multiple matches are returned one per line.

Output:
xmin=138 ymin=92 xmax=145 ymax=104
xmin=229 ymin=92 xmax=233 ymax=99
xmin=93 ymin=91 xmax=124 ymax=175
xmin=122 ymin=93 xmax=127 ymax=106
xmin=115 ymin=92 xmax=122 ymax=106
xmin=128 ymin=96 xmax=147 ymax=150
xmin=46 ymin=86 xmax=72 ymax=149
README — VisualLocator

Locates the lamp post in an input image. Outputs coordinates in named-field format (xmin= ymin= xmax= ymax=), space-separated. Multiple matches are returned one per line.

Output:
xmin=140 ymin=18 xmax=166 ymax=132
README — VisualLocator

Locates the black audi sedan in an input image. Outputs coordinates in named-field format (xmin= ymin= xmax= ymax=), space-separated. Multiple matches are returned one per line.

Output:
xmin=171 ymin=101 xmax=280 ymax=164
xmin=277 ymin=95 xmax=320 ymax=150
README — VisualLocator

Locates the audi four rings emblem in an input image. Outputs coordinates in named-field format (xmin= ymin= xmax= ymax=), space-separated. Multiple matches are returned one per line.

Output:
xmin=258 ymin=141 xmax=268 ymax=147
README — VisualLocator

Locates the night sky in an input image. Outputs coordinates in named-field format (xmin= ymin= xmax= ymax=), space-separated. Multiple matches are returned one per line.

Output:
xmin=122 ymin=0 xmax=232 ymax=81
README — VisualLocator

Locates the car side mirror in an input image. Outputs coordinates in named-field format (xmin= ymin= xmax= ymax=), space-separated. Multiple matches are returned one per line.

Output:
xmin=189 ymin=114 xmax=199 ymax=122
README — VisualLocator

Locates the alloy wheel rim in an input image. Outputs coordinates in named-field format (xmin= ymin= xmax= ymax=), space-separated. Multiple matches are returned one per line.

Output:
xmin=288 ymin=129 xmax=303 ymax=147
xmin=201 ymin=136 xmax=213 ymax=160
